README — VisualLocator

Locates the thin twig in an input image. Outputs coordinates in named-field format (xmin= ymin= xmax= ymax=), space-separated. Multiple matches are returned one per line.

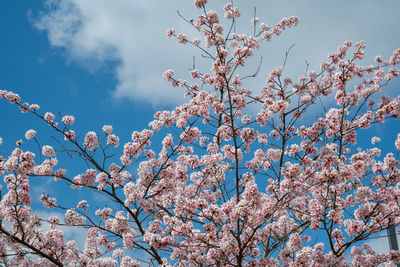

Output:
xmin=241 ymin=57 xmax=263 ymax=80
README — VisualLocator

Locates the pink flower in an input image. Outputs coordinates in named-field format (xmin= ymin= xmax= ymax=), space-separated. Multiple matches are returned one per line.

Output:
xmin=162 ymin=69 xmax=174 ymax=81
xmin=107 ymin=134 xmax=120 ymax=147
xmin=206 ymin=10 xmax=219 ymax=24
xmin=250 ymin=17 xmax=260 ymax=25
xmin=83 ymin=131 xmax=99 ymax=150
xmin=44 ymin=112 xmax=55 ymax=121
xmin=177 ymin=33 xmax=188 ymax=44
xmin=182 ymin=127 xmax=201 ymax=143
xmin=29 ymin=103 xmax=40 ymax=110
xmin=190 ymin=69 xmax=199 ymax=78
xmin=123 ymin=232 xmax=135 ymax=249
xmin=40 ymin=194 xmax=57 ymax=208
xmin=396 ymin=133 xmax=400 ymax=151
xmin=166 ymin=28 xmax=175 ymax=37
xmin=103 ymin=125 xmax=113 ymax=134
xmin=4 ymin=91 xmax=20 ymax=103
xmin=121 ymin=256 xmax=140 ymax=267
xmin=48 ymin=216 xmax=60 ymax=229
xmin=194 ymin=0 xmax=207 ymax=8
xmin=61 ymin=115 xmax=75 ymax=125
xmin=287 ymin=233 xmax=302 ymax=250
xmin=112 ymin=248 xmax=124 ymax=259
xmin=64 ymin=209 xmax=86 ymax=226
xmin=73 ymin=169 xmax=97 ymax=186
xmin=77 ymin=200 xmax=88 ymax=212
xmin=371 ymin=136 xmax=381 ymax=145
xmin=192 ymin=38 xmax=201 ymax=45
xmin=42 ymin=145 xmax=56 ymax=157
xmin=223 ymin=3 xmax=232 ymax=11
xmin=375 ymin=55 xmax=383 ymax=63
xmin=64 ymin=130 xmax=76 ymax=141
xmin=25 ymin=129 xmax=36 ymax=140
xmin=267 ymin=148 xmax=281 ymax=162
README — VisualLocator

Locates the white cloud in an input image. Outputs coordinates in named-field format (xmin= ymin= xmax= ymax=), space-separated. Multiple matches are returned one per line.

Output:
xmin=34 ymin=0 xmax=195 ymax=105
xmin=34 ymin=0 xmax=400 ymax=106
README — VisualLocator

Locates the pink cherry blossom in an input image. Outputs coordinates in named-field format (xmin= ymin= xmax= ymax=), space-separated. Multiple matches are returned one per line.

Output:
xmin=25 ymin=129 xmax=36 ymax=140
xmin=177 ymin=33 xmax=188 ymax=44
xmin=162 ymin=69 xmax=174 ymax=81
xmin=166 ymin=28 xmax=175 ymax=37
xmin=44 ymin=112 xmax=55 ymax=121
xmin=61 ymin=115 xmax=75 ymax=125
xmin=194 ymin=0 xmax=207 ymax=9
xmin=396 ymin=133 xmax=400 ymax=150
xmin=371 ymin=136 xmax=381 ymax=144
xmin=42 ymin=145 xmax=56 ymax=157
xmin=84 ymin=131 xmax=100 ymax=150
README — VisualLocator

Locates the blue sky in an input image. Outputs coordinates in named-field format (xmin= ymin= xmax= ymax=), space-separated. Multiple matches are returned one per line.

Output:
xmin=1 ymin=0 xmax=400 ymax=256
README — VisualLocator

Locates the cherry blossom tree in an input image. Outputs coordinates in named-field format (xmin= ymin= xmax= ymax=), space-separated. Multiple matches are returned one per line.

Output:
xmin=1 ymin=0 xmax=400 ymax=266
